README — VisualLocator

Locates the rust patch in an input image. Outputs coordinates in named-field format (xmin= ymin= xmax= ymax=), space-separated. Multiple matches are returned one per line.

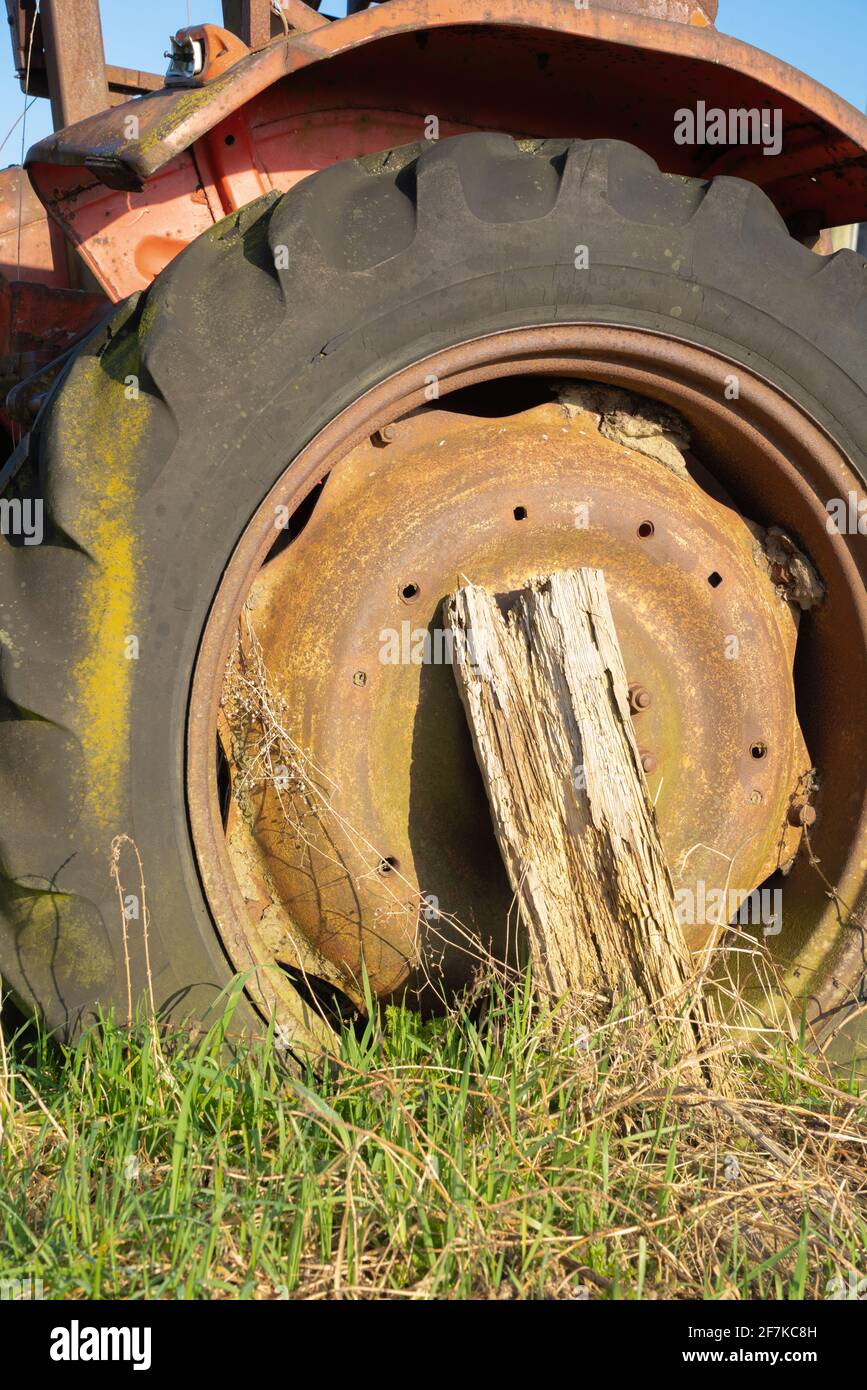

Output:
xmin=223 ymin=398 xmax=808 ymax=996
xmin=185 ymin=325 xmax=867 ymax=1034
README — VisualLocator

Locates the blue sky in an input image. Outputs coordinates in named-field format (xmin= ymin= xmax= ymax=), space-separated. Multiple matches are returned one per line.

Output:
xmin=0 ymin=0 xmax=864 ymax=164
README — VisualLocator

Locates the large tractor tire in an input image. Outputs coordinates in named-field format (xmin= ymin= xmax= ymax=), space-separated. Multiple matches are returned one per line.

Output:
xmin=1 ymin=136 xmax=865 ymax=1056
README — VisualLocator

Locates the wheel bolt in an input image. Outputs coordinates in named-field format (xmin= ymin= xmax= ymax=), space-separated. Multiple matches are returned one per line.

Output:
xmin=788 ymin=802 xmax=817 ymax=828
xmin=629 ymin=685 xmax=652 ymax=713
xmin=641 ymin=753 xmax=657 ymax=775
xmin=373 ymin=424 xmax=397 ymax=445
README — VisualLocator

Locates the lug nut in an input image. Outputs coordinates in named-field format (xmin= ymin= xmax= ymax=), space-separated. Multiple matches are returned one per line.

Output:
xmin=373 ymin=424 xmax=397 ymax=446
xmin=641 ymin=753 xmax=657 ymax=775
xmin=788 ymin=802 xmax=817 ymax=828
xmin=629 ymin=685 xmax=652 ymax=713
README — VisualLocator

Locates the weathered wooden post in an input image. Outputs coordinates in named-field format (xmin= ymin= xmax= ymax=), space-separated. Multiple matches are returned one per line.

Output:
xmin=446 ymin=569 xmax=717 ymax=1075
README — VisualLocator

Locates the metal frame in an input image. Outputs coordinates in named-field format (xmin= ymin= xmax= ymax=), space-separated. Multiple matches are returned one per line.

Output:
xmin=39 ymin=0 xmax=109 ymax=129
xmin=220 ymin=0 xmax=351 ymax=43
xmin=5 ymin=0 xmax=162 ymax=126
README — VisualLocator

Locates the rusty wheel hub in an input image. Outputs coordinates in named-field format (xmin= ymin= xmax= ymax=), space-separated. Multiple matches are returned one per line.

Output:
xmin=188 ymin=326 xmax=867 ymax=1034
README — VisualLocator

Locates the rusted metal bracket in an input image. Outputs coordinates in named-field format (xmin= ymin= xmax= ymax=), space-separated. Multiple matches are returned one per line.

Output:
xmin=4 ymin=0 xmax=42 ymax=87
xmin=5 ymin=0 xmax=162 ymax=118
xmin=221 ymin=0 xmax=272 ymax=48
xmin=102 ymin=67 xmax=164 ymax=104
xmin=221 ymin=0 xmax=326 ymax=47
xmin=275 ymin=1 xmax=328 ymax=35
xmin=40 ymin=0 xmax=109 ymax=129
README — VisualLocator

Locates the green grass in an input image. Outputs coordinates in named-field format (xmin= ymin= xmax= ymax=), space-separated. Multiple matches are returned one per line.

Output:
xmin=1 ymin=972 xmax=866 ymax=1300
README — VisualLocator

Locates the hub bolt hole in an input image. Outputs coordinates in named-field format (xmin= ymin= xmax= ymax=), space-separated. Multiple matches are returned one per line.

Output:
xmin=708 ymin=572 xmax=723 ymax=588
xmin=400 ymin=582 xmax=420 ymax=604
xmin=637 ymin=520 xmax=655 ymax=539
xmin=353 ymin=671 xmax=367 ymax=688
xmin=750 ymin=742 xmax=768 ymax=760
xmin=513 ymin=505 xmax=528 ymax=521
xmin=378 ymin=856 xmax=399 ymax=875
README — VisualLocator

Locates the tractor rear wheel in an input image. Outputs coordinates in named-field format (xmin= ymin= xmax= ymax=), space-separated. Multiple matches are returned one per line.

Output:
xmin=1 ymin=136 xmax=865 ymax=1057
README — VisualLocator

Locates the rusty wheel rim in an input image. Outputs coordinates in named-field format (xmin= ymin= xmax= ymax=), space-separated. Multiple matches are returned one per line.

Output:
xmin=187 ymin=324 xmax=867 ymax=1036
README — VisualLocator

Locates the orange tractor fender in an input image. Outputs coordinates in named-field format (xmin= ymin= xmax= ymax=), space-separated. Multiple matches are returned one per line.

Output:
xmin=19 ymin=0 xmax=867 ymax=301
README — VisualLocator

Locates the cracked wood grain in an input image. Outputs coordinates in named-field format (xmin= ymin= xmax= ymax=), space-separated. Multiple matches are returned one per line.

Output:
xmin=447 ymin=568 xmax=718 ymax=1075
